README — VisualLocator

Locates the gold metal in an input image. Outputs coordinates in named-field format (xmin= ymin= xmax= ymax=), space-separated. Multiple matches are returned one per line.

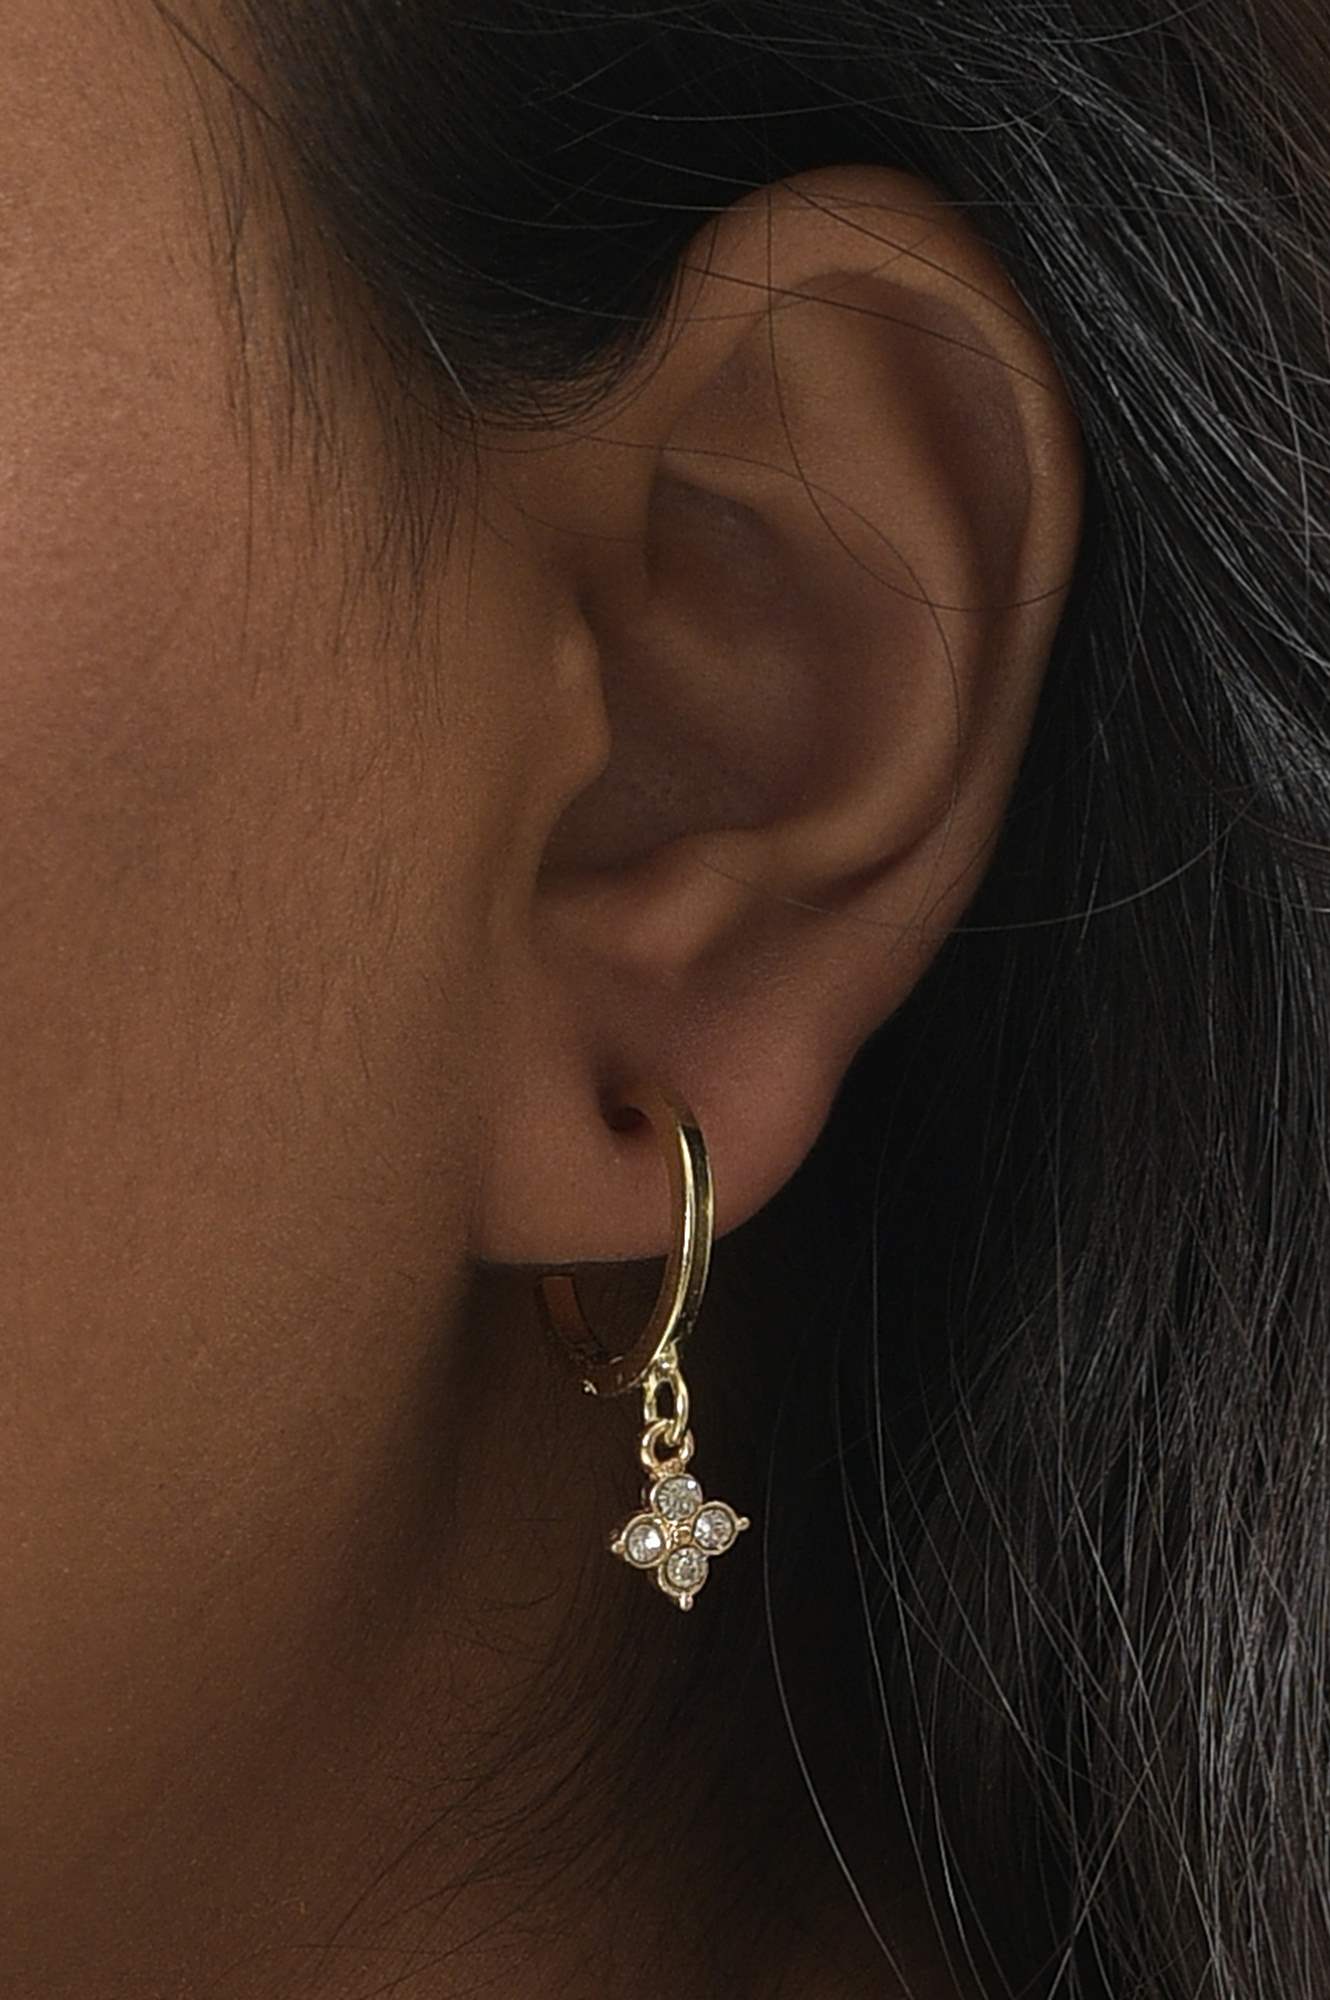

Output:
xmin=534 ymin=1079 xmax=712 ymax=1399
xmin=533 ymin=1079 xmax=750 ymax=1609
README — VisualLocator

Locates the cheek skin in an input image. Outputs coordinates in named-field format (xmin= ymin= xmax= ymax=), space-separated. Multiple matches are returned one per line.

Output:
xmin=0 ymin=2 xmax=505 ymax=1961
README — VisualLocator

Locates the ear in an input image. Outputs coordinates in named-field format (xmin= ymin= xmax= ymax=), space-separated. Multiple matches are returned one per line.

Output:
xmin=469 ymin=163 xmax=1084 ymax=1267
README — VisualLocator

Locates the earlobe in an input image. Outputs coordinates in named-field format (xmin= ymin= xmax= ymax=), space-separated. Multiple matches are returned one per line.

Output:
xmin=471 ymin=163 xmax=1084 ymax=1269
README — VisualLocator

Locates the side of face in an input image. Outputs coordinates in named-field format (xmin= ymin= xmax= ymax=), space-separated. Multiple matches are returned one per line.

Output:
xmin=0 ymin=2 xmax=1084 ymax=1984
xmin=0 ymin=0 xmax=554 ymax=1947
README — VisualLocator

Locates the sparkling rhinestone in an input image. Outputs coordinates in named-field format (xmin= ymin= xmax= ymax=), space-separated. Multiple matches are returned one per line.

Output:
xmin=651 ymin=1474 xmax=702 ymax=1521
xmin=664 ymin=1545 xmax=707 ymax=1591
xmin=622 ymin=1515 xmax=666 ymax=1567
xmin=693 ymin=1504 xmax=737 ymax=1552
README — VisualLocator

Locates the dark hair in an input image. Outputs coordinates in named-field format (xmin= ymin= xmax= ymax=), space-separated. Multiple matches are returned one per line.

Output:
xmin=169 ymin=1 xmax=1330 ymax=1990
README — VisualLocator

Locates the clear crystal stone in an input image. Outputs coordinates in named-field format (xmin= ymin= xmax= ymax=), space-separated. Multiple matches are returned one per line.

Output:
xmin=651 ymin=1474 xmax=702 ymax=1521
xmin=693 ymin=1504 xmax=737 ymax=1552
xmin=622 ymin=1515 xmax=666 ymax=1567
xmin=664 ymin=1545 xmax=707 ymax=1591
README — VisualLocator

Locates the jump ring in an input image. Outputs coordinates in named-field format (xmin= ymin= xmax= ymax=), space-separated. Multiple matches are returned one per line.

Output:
xmin=640 ymin=1418 xmax=694 ymax=1475
xmin=643 ymin=1369 xmax=690 ymax=1442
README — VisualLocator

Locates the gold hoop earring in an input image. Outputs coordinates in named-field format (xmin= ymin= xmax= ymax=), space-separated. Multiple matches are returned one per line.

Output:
xmin=533 ymin=1080 xmax=750 ymax=1611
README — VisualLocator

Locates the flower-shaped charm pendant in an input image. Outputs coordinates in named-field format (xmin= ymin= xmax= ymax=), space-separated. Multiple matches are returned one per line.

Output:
xmin=611 ymin=1471 xmax=750 ymax=1609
